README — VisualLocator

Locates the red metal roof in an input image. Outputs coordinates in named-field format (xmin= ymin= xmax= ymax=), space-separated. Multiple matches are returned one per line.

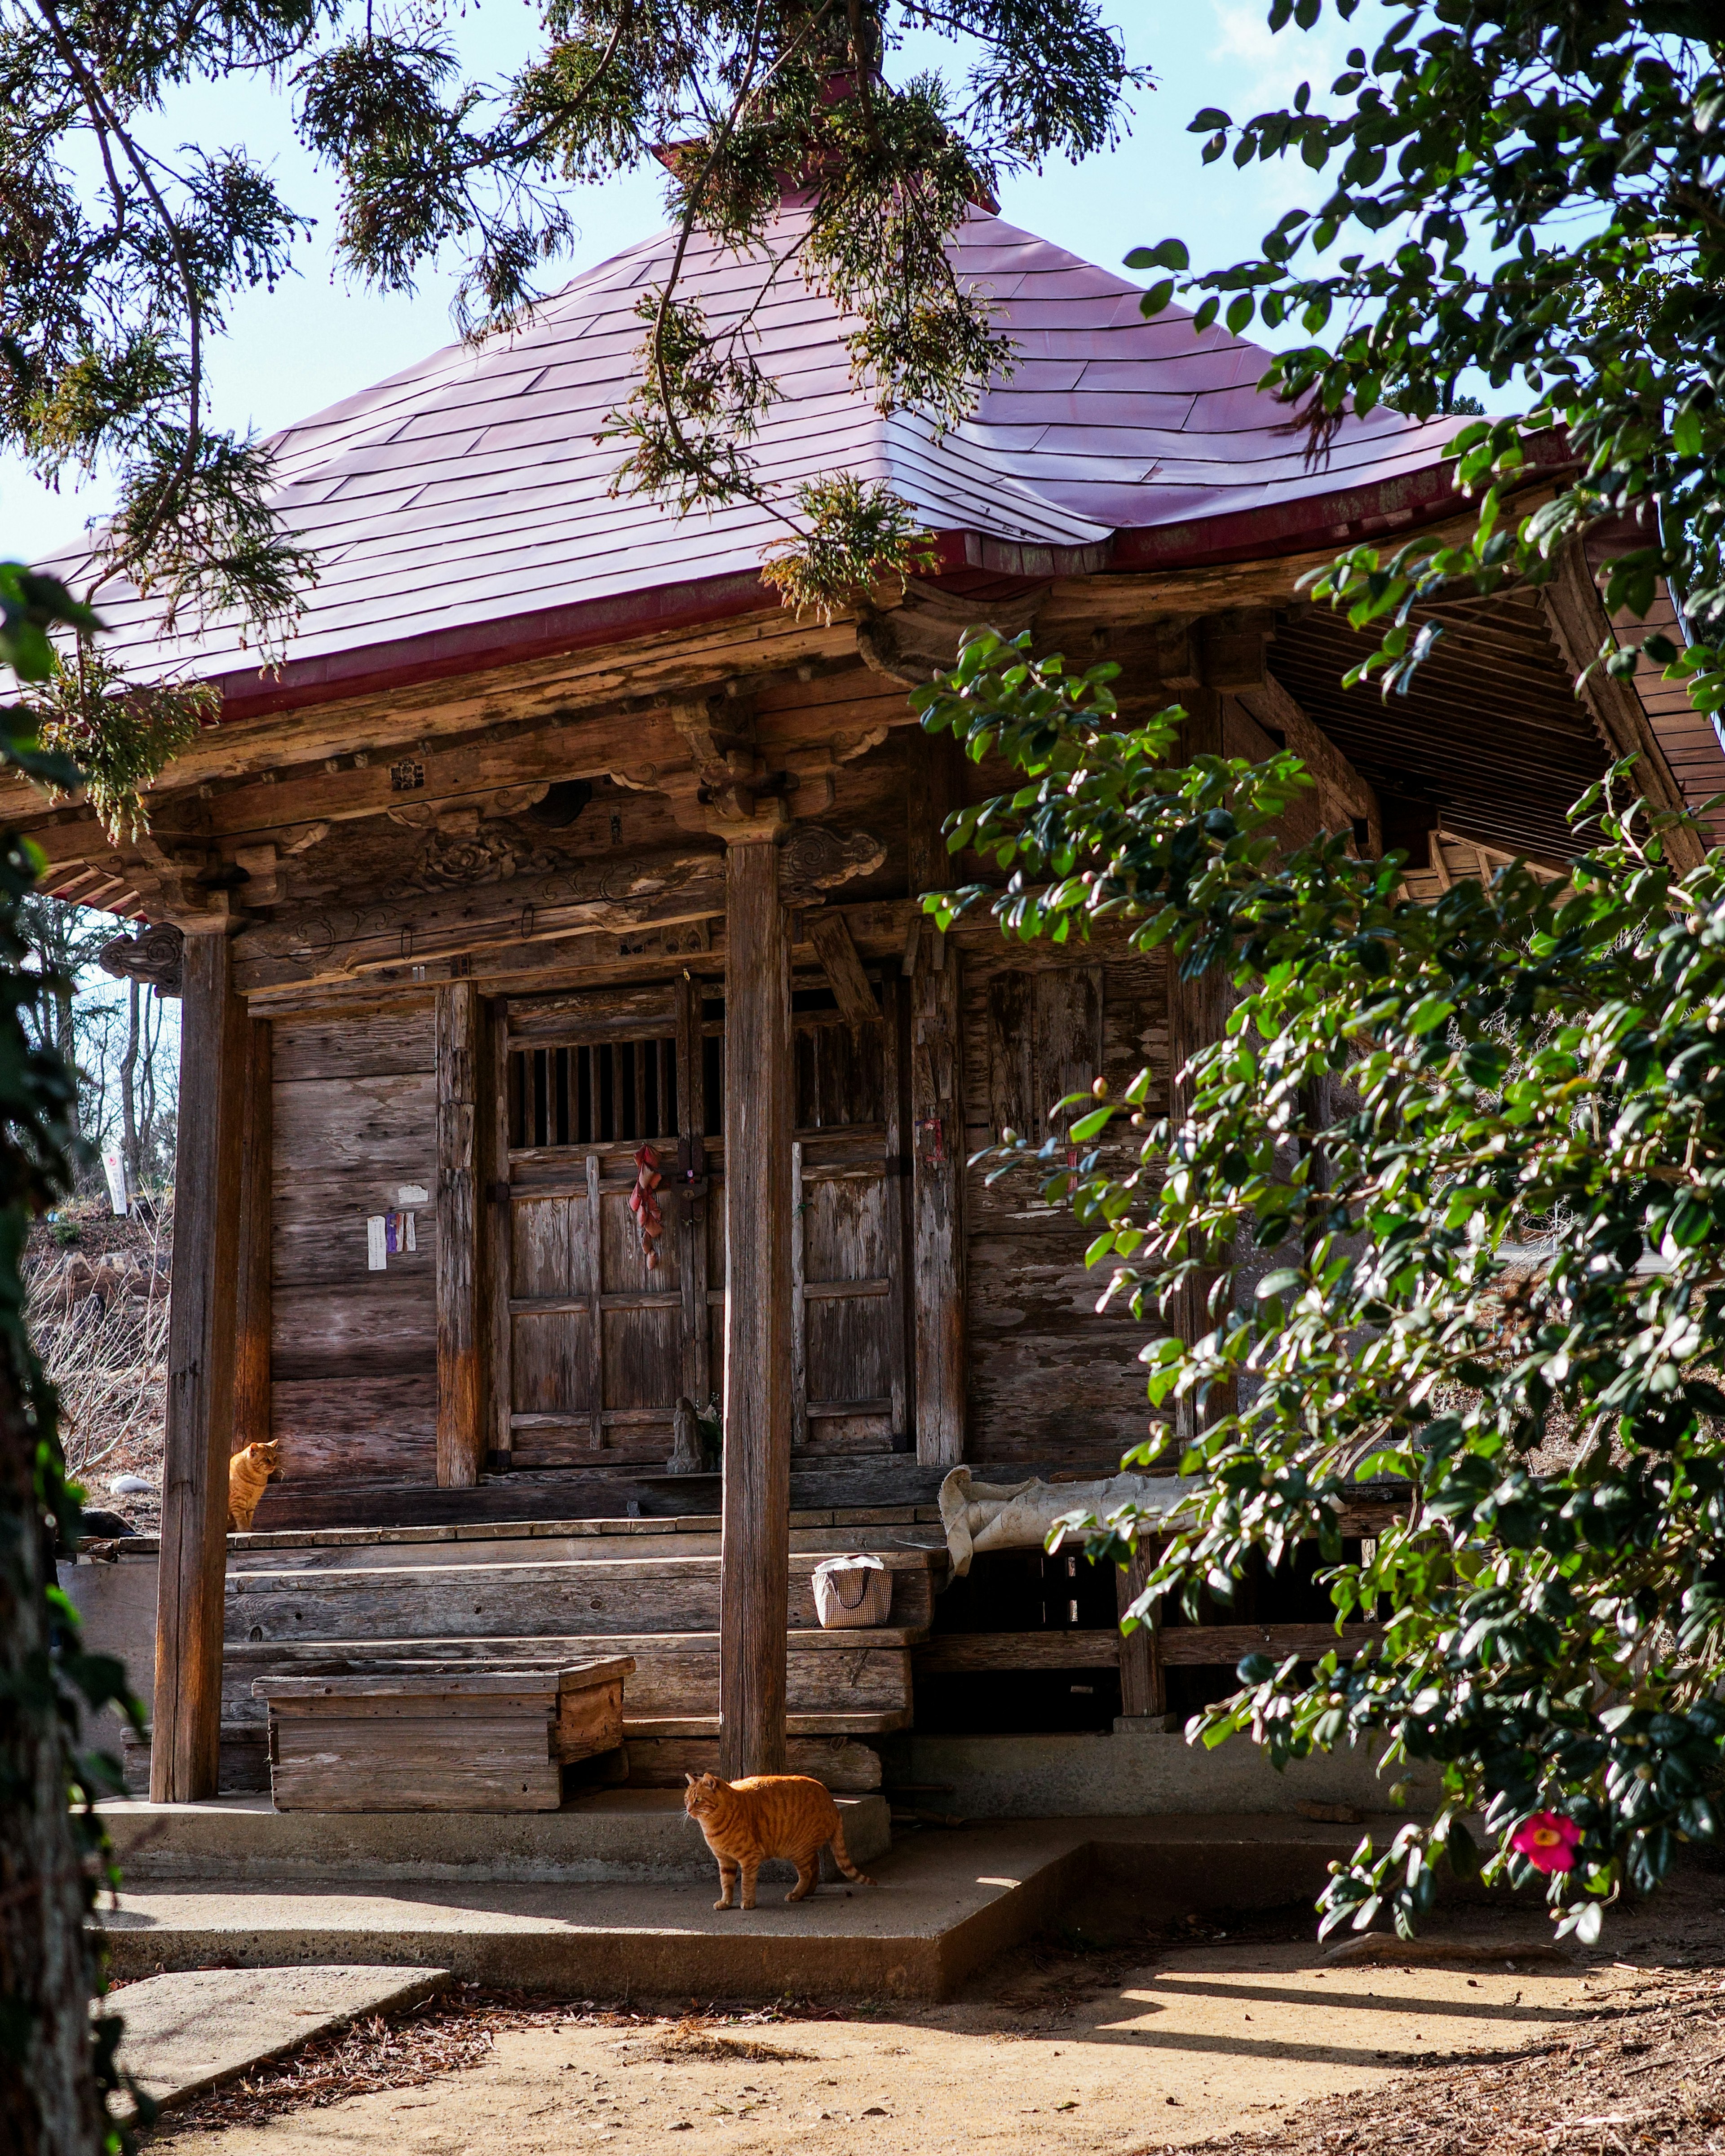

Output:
xmin=61 ymin=203 xmax=1472 ymax=709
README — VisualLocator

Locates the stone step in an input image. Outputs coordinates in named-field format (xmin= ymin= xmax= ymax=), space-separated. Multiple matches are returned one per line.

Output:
xmin=100 ymin=1790 xmax=892 ymax=1886
xmin=223 ymin=1549 xmax=944 ymax=1644
xmin=92 ymin=1814 xmax=1381 ymax=2001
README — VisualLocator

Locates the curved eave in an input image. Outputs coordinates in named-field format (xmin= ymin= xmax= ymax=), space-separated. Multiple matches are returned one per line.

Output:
xmin=206 ymin=448 xmax=1531 ymax=727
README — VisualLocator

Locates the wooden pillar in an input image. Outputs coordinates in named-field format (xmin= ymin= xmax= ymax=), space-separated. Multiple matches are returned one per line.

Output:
xmin=1115 ymin=1542 xmax=1166 ymax=1724
xmin=1166 ymin=682 xmax=1236 ymax=1442
xmin=906 ymin=732 xmax=967 ymax=1467
xmin=488 ymin=996 xmax=514 ymax=1474
xmin=437 ymin=979 xmax=485 ymax=1488
xmin=231 ymin=1017 xmax=272 ymax=1453
xmin=151 ymin=930 xmax=248 ymax=1802
xmin=719 ymin=833 xmax=793 ymax=1780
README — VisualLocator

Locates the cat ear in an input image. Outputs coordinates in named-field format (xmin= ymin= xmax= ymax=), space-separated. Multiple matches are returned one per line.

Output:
xmin=684 ymin=1772 xmax=697 ymax=1785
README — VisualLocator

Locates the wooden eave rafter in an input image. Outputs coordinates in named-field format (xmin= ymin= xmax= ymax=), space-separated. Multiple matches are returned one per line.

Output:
xmin=0 ymin=494 xmax=1552 ymax=836
xmin=17 ymin=473 xmax=1708 ymax=953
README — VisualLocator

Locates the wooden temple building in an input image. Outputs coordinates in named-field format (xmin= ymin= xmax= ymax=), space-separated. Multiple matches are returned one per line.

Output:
xmin=27 ymin=200 xmax=1725 ymax=1810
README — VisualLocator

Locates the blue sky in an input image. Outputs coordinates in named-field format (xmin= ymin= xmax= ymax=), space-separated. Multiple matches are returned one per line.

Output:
xmin=2 ymin=1 xmax=1366 ymax=564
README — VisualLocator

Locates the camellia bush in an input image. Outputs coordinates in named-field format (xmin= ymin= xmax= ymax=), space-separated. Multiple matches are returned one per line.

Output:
xmin=919 ymin=630 xmax=1725 ymax=1944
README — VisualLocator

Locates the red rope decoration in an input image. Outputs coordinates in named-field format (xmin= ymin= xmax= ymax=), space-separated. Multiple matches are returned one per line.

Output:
xmin=630 ymin=1143 xmax=664 ymax=1270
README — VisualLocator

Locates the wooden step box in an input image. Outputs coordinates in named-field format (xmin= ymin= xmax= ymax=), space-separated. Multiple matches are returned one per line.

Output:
xmin=254 ymin=1657 xmax=633 ymax=1812
xmin=228 ymin=1630 xmax=915 ymax=1738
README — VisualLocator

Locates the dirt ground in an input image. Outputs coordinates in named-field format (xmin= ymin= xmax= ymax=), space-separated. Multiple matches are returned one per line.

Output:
xmin=145 ymin=1869 xmax=1725 ymax=2156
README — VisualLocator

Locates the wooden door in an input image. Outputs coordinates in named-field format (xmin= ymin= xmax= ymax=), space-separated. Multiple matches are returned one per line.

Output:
xmin=698 ymin=968 xmax=910 ymax=1457
xmin=495 ymin=968 xmax=912 ymax=1471
xmin=791 ymin=972 xmax=908 ymax=1453
xmin=493 ymin=982 xmax=709 ymax=1470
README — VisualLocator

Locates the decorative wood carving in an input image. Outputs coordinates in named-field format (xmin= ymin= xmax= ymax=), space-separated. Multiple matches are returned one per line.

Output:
xmin=779 ymin=826 xmax=886 ymax=905
xmin=99 ymin=921 xmax=185 ymax=997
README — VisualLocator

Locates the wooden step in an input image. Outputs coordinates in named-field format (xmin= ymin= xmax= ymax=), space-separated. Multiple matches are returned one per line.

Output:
xmin=622 ymin=1712 xmax=910 ymax=1736
xmin=624 ymin=1736 xmax=881 ymax=1790
xmin=222 ymin=1630 xmax=917 ymax=1734
xmin=225 ymin=1551 xmax=942 ymax=1644
xmin=226 ymin=1523 xmax=950 ymax=1573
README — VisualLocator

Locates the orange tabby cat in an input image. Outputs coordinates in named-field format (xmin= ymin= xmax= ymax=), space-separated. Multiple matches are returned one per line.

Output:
xmin=683 ymin=1771 xmax=874 ymax=1909
xmin=226 ymin=1440 xmax=281 ymax=1532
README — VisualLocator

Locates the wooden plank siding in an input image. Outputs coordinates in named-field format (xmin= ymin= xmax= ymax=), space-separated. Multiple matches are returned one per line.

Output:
xmin=958 ymin=932 xmax=1170 ymax=1470
xmin=269 ymin=1002 xmax=440 ymax=1488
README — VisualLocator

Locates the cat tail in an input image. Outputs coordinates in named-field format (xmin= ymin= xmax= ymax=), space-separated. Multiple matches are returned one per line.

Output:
xmin=829 ymin=1816 xmax=874 ymax=1886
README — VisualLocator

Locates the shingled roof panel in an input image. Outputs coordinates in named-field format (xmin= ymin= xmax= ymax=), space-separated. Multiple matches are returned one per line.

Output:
xmin=49 ymin=203 xmax=1461 ymax=689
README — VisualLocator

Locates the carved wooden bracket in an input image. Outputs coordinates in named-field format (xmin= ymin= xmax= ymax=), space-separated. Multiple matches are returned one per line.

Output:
xmin=99 ymin=922 xmax=185 ymax=998
xmin=856 ymin=582 xmax=1048 ymax=687
xmin=612 ymin=702 xmax=890 ymax=830
xmin=668 ymin=692 xmax=787 ymax=835
xmin=127 ymin=835 xmax=249 ymax=924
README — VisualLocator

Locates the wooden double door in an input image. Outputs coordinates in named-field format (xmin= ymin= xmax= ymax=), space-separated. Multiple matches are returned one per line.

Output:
xmin=493 ymin=971 xmax=908 ymax=1471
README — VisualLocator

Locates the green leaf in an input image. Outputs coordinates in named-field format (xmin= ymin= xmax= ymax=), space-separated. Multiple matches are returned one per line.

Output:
xmin=1124 ymin=239 xmax=1191 ymax=273
xmin=1405 ymin=995 xmax=1455 ymax=1036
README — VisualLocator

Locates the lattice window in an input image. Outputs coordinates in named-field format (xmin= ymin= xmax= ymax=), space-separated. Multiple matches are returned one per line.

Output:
xmin=506 ymin=1035 xmax=678 ymax=1149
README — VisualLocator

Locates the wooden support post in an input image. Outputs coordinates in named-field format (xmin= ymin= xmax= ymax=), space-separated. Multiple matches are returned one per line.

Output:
xmin=719 ymin=833 xmax=793 ymax=1780
xmin=1115 ymin=1544 xmax=1166 ymax=1723
xmin=1166 ymin=682 xmax=1236 ymax=1442
xmin=437 ymin=979 xmax=485 ymax=1488
xmin=152 ymin=930 xmax=248 ymax=1802
xmin=488 ymin=996 xmax=513 ymax=1473
xmin=906 ymin=733 xmax=967 ymax=1467
xmin=231 ymin=1017 xmax=272 ymax=1452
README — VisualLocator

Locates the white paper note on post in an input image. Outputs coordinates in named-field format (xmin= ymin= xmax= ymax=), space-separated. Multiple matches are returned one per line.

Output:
xmin=398 ymin=1184 xmax=429 ymax=1205
xmin=405 ymin=1211 xmax=417 ymax=1253
xmin=101 ymin=1144 xmax=128 ymax=1217
xmin=367 ymin=1215 xmax=387 ymax=1271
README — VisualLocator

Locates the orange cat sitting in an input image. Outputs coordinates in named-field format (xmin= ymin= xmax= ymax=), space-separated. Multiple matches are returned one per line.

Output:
xmin=683 ymin=1771 xmax=874 ymax=1909
xmin=226 ymin=1440 xmax=281 ymax=1533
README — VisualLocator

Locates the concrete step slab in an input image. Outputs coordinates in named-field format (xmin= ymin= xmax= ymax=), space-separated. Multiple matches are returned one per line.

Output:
xmin=99 ymin=1789 xmax=893 ymax=1886
xmin=94 ymin=1816 xmax=1382 ymax=2000
xmin=103 ymin=1964 xmax=448 ymax=2113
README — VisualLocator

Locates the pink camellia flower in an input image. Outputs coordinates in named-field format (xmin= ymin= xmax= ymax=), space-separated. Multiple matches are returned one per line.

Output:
xmin=1510 ymin=1811 xmax=1582 ymax=1874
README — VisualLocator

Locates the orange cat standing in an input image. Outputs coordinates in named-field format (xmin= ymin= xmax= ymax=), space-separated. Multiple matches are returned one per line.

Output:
xmin=684 ymin=1771 xmax=874 ymax=1909
xmin=226 ymin=1440 xmax=280 ymax=1532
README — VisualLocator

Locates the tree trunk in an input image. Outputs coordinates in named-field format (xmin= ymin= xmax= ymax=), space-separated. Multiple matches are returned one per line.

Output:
xmin=51 ymin=981 xmax=79 ymax=1144
xmin=0 ymin=1352 xmax=103 ymax=2156
xmin=139 ymin=990 xmax=160 ymax=1173
xmin=119 ymin=980 xmax=141 ymax=1193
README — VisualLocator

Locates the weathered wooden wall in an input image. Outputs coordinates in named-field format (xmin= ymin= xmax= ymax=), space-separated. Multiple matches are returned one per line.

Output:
xmin=958 ymin=932 xmax=1169 ymax=1470
xmin=270 ymin=1003 xmax=440 ymax=1487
